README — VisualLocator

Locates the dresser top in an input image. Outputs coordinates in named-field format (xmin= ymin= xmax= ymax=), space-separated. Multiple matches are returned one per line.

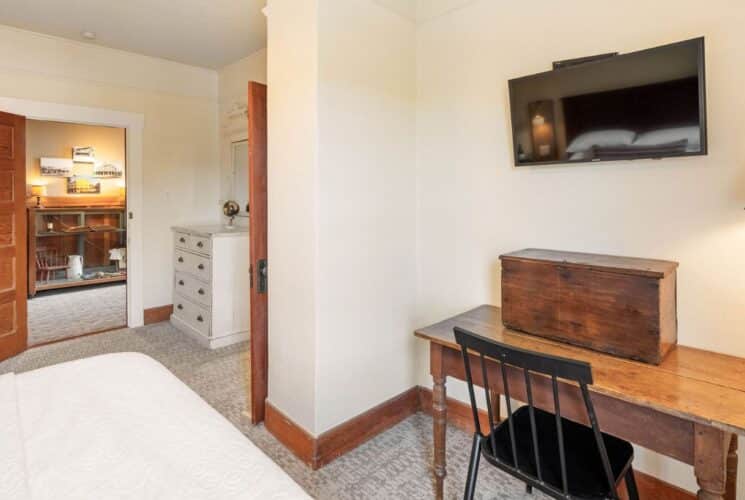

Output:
xmin=172 ymin=224 xmax=248 ymax=238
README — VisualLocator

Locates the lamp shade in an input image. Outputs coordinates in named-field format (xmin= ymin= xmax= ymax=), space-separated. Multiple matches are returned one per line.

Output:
xmin=30 ymin=185 xmax=46 ymax=196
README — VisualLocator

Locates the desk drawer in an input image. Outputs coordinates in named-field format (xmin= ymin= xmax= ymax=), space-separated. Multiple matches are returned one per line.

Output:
xmin=173 ymin=294 xmax=211 ymax=337
xmin=175 ymin=271 xmax=211 ymax=307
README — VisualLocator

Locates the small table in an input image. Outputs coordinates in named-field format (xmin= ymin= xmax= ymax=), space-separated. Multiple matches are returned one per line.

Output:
xmin=415 ymin=305 xmax=744 ymax=500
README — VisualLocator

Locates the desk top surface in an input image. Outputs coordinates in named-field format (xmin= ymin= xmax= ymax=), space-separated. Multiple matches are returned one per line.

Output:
xmin=415 ymin=305 xmax=745 ymax=435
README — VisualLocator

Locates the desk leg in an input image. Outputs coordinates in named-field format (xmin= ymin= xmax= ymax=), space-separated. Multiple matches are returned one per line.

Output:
xmin=695 ymin=424 xmax=729 ymax=500
xmin=431 ymin=343 xmax=447 ymax=500
xmin=725 ymin=435 xmax=738 ymax=500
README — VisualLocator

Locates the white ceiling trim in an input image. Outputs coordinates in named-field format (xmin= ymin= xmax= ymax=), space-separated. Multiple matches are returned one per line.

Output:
xmin=373 ymin=0 xmax=478 ymax=24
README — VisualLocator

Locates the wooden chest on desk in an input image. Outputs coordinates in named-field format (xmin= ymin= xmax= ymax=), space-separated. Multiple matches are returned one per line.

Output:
xmin=170 ymin=225 xmax=249 ymax=350
xmin=500 ymin=249 xmax=678 ymax=364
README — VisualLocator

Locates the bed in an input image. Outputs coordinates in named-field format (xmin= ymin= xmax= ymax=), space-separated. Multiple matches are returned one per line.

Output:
xmin=1 ymin=352 xmax=311 ymax=500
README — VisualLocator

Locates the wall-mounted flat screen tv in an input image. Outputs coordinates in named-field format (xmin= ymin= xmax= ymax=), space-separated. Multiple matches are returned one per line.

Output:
xmin=508 ymin=37 xmax=706 ymax=166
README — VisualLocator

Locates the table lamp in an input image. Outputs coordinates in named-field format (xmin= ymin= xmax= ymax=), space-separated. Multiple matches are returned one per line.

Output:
xmin=30 ymin=185 xmax=45 ymax=208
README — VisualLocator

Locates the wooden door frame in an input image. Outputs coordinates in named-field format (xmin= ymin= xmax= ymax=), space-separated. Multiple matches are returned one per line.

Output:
xmin=0 ymin=97 xmax=145 ymax=327
xmin=247 ymin=82 xmax=268 ymax=423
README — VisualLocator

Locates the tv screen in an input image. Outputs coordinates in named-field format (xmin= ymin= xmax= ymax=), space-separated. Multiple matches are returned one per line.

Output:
xmin=508 ymin=38 xmax=706 ymax=166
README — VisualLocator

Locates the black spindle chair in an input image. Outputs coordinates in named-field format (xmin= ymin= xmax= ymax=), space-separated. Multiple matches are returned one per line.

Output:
xmin=454 ymin=327 xmax=639 ymax=500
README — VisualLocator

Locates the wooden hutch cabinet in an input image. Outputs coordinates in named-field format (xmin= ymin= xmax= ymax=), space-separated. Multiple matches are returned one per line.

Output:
xmin=27 ymin=206 xmax=127 ymax=297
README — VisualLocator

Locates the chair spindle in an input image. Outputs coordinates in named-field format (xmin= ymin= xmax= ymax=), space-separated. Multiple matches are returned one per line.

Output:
xmin=500 ymin=360 xmax=520 ymax=469
xmin=460 ymin=346 xmax=482 ymax=436
xmin=552 ymin=375 xmax=569 ymax=495
xmin=580 ymin=383 xmax=618 ymax=499
xmin=480 ymin=354 xmax=498 ymax=454
xmin=523 ymin=368 xmax=543 ymax=482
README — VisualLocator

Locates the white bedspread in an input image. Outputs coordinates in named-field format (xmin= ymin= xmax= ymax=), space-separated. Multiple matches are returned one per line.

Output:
xmin=1 ymin=353 xmax=310 ymax=500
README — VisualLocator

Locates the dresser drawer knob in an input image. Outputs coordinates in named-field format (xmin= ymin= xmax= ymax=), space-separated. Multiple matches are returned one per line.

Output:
xmin=177 ymin=304 xmax=183 ymax=310
xmin=179 ymin=237 xmax=186 ymax=243
xmin=197 ymin=241 xmax=204 ymax=248
xmin=197 ymin=263 xmax=205 ymax=270
xmin=198 ymin=288 xmax=205 ymax=295
xmin=197 ymin=315 xmax=204 ymax=322
xmin=178 ymin=256 xmax=184 ymax=263
xmin=178 ymin=280 xmax=184 ymax=286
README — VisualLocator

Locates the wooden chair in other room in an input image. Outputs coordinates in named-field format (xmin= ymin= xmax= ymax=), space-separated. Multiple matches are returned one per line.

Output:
xmin=454 ymin=326 xmax=639 ymax=500
xmin=36 ymin=247 xmax=67 ymax=282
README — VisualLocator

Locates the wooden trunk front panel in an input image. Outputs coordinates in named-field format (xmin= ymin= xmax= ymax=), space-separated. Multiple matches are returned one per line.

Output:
xmin=501 ymin=257 xmax=676 ymax=364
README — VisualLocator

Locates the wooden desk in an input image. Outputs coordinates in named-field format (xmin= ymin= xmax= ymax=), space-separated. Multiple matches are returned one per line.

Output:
xmin=415 ymin=305 xmax=745 ymax=500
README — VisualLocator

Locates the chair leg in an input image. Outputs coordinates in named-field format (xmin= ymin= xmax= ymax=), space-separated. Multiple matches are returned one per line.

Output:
xmin=463 ymin=433 xmax=481 ymax=500
xmin=625 ymin=468 xmax=640 ymax=500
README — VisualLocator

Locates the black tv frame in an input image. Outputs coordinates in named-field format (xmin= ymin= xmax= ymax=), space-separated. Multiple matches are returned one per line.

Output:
xmin=508 ymin=37 xmax=707 ymax=167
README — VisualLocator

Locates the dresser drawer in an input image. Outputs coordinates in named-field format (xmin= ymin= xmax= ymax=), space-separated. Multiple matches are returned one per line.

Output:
xmin=174 ymin=250 xmax=211 ymax=282
xmin=173 ymin=294 xmax=211 ymax=337
xmin=189 ymin=253 xmax=211 ymax=282
xmin=174 ymin=249 xmax=190 ymax=273
xmin=174 ymin=271 xmax=211 ymax=307
xmin=189 ymin=235 xmax=211 ymax=256
xmin=174 ymin=231 xmax=190 ymax=250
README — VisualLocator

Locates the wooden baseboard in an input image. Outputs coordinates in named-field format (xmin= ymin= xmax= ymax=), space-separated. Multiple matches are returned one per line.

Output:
xmin=265 ymin=402 xmax=317 ymax=467
xmin=143 ymin=304 xmax=173 ymax=325
xmin=265 ymin=387 xmax=421 ymax=469
xmin=265 ymin=384 xmax=695 ymax=499
xmin=315 ymin=387 xmax=420 ymax=468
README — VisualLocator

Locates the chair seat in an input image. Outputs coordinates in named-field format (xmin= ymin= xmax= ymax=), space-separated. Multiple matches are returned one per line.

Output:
xmin=482 ymin=406 xmax=633 ymax=499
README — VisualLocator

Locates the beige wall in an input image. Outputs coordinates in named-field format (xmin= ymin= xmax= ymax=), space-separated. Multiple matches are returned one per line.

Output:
xmin=26 ymin=120 xmax=125 ymax=198
xmin=415 ymin=0 xmax=745 ymax=492
xmin=266 ymin=0 xmax=417 ymax=435
xmin=0 ymin=25 xmax=221 ymax=310
xmin=315 ymin=0 xmax=416 ymax=432
xmin=266 ymin=0 xmax=320 ymax=433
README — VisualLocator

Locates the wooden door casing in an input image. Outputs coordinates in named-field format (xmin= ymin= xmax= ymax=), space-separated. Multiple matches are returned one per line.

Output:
xmin=0 ymin=111 xmax=27 ymax=361
xmin=248 ymin=81 xmax=268 ymax=423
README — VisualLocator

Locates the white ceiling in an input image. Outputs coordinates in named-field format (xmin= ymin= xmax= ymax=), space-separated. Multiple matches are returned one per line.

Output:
xmin=0 ymin=0 xmax=267 ymax=69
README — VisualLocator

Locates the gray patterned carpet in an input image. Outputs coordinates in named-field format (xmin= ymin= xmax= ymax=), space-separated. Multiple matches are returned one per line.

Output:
xmin=0 ymin=323 xmax=542 ymax=499
xmin=27 ymin=283 xmax=126 ymax=345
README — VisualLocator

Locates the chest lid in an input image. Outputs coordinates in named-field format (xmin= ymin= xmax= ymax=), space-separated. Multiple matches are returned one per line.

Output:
xmin=500 ymin=249 xmax=678 ymax=279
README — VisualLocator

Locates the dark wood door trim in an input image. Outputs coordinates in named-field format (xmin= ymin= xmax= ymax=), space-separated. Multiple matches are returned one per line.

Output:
xmin=0 ymin=111 xmax=27 ymax=361
xmin=248 ymin=81 xmax=268 ymax=423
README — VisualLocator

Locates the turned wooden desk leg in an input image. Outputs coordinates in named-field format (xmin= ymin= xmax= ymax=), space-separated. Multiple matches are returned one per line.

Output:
xmin=725 ymin=435 xmax=738 ymax=500
xmin=695 ymin=424 xmax=729 ymax=500
xmin=431 ymin=343 xmax=447 ymax=500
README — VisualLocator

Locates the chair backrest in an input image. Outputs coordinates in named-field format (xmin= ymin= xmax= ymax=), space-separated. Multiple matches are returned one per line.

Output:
xmin=453 ymin=326 xmax=619 ymax=499
xmin=37 ymin=247 xmax=65 ymax=267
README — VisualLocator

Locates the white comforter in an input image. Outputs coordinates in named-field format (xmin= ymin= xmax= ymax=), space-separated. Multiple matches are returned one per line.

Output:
xmin=0 ymin=353 xmax=310 ymax=500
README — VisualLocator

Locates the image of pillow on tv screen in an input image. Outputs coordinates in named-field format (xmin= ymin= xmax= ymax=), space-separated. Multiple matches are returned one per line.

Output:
xmin=566 ymin=129 xmax=637 ymax=160
xmin=633 ymin=126 xmax=701 ymax=152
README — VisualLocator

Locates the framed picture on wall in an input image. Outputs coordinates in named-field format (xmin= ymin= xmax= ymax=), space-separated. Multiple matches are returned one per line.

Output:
xmin=40 ymin=157 xmax=73 ymax=177
xmin=93 ymin=162 xmax=123 ymax=178
xmin=72 ymin=146 xmax=96 ymax=163
xmin=67 ymin=175 xmax=101 ymax=194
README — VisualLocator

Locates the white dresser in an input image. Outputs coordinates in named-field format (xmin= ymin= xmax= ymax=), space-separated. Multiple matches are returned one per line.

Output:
xmin=170 ymin=225 xmax=249 ymax=349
